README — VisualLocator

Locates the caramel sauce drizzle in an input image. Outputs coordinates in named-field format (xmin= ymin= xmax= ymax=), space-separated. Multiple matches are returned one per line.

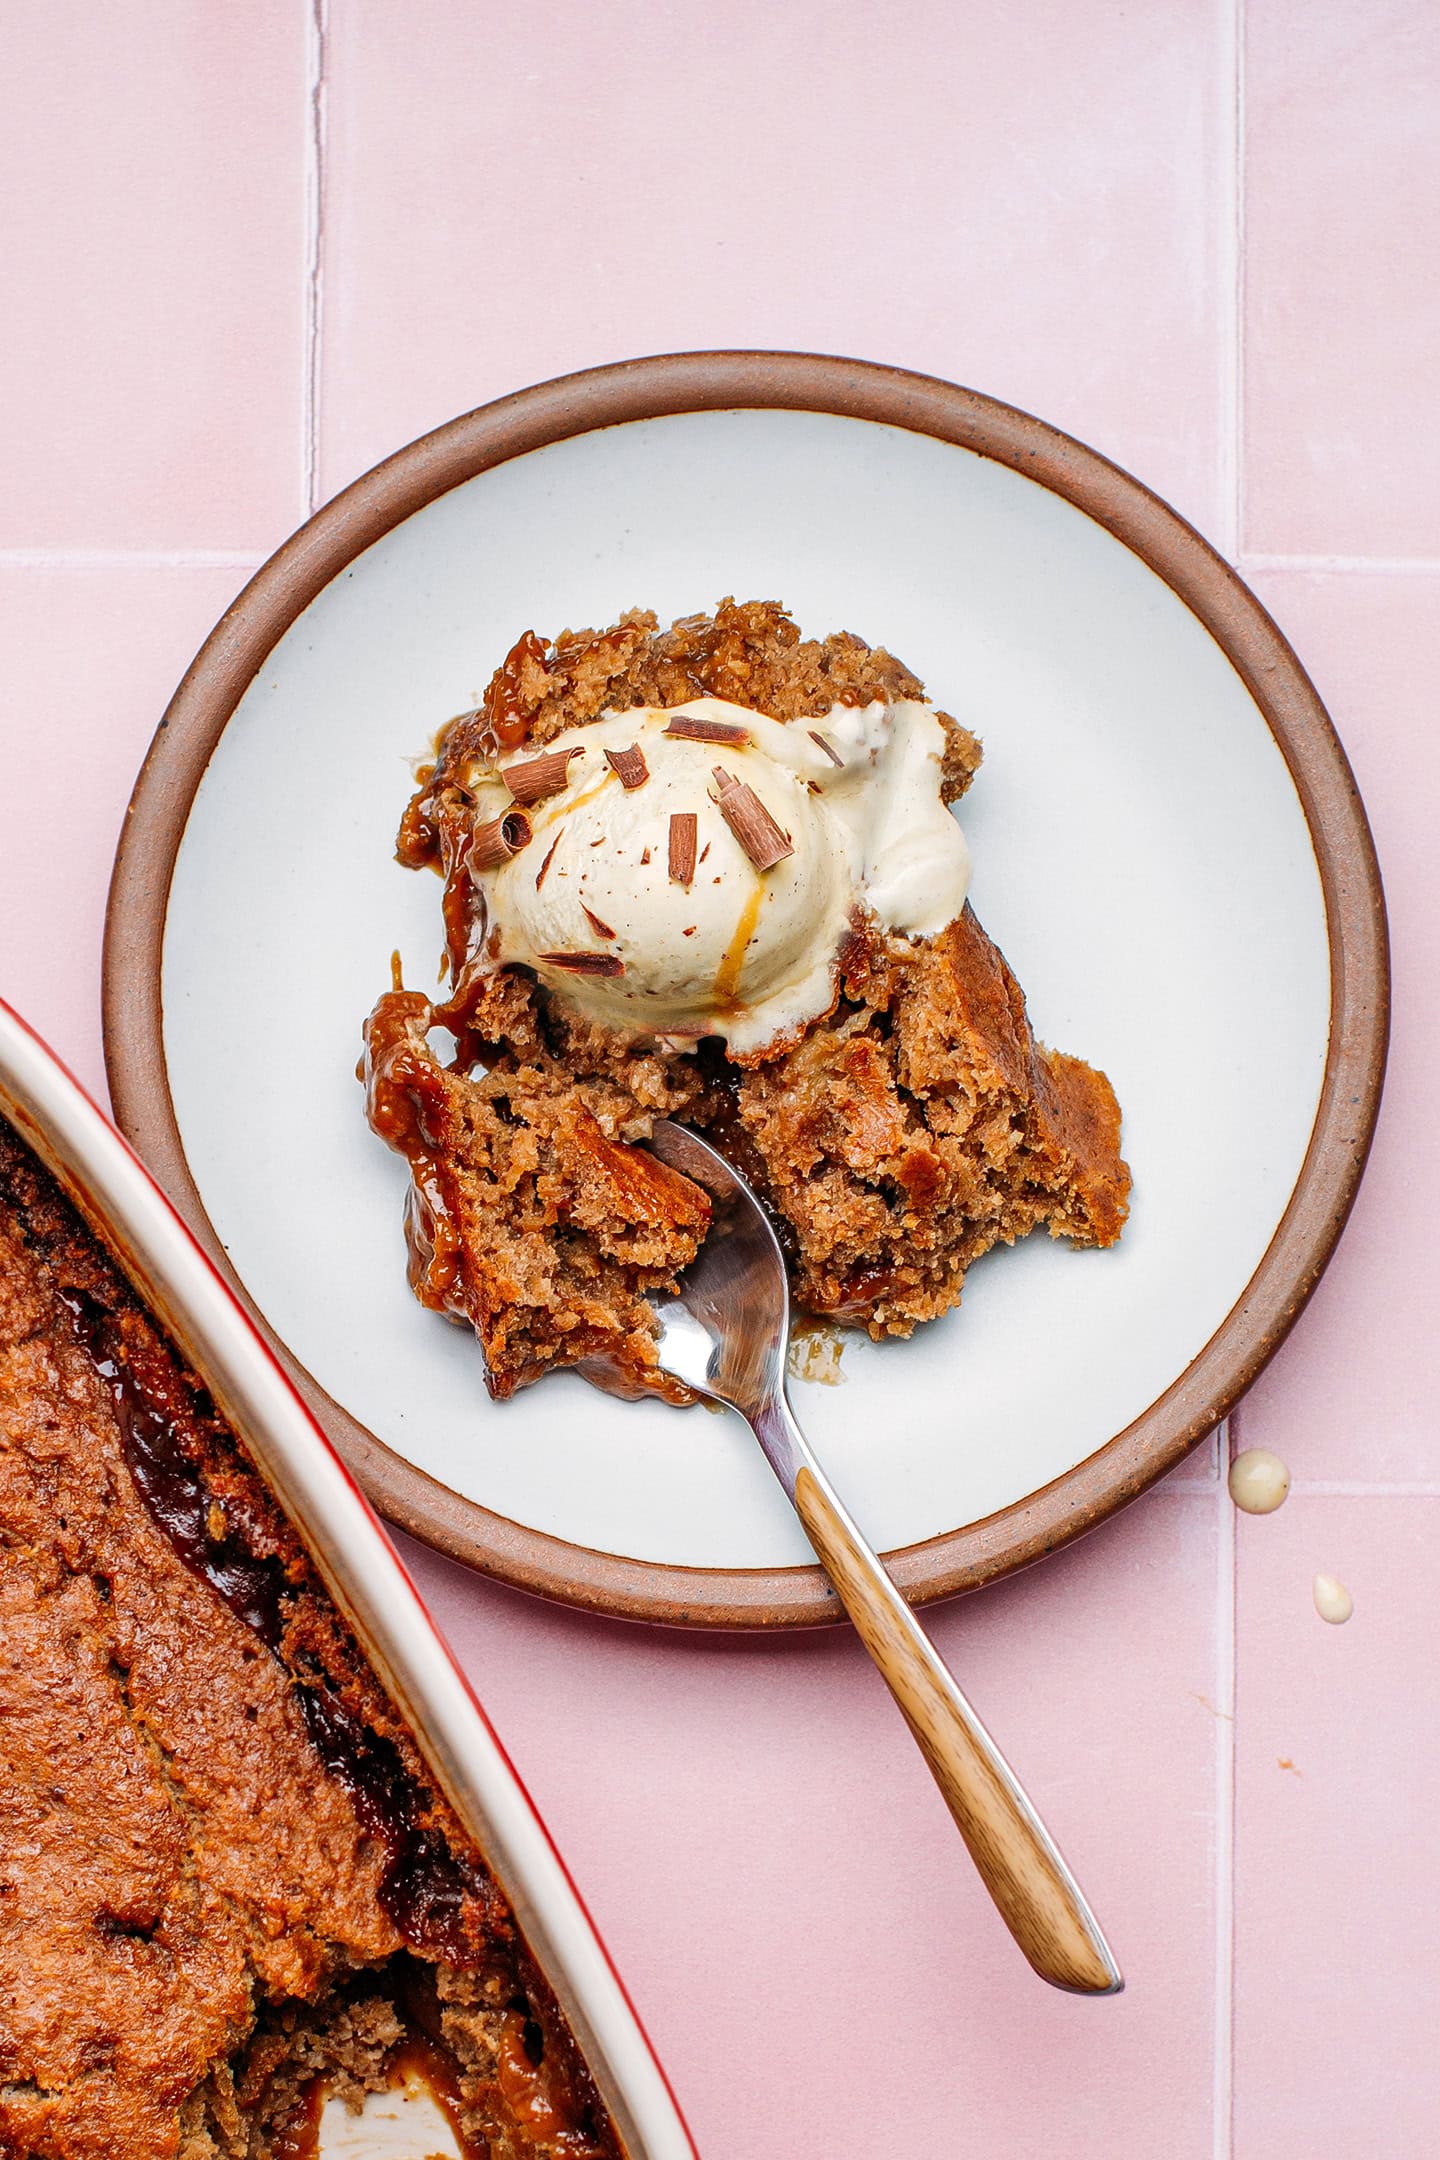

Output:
xmin=714 ymin=882 xmax=764 ymax=1007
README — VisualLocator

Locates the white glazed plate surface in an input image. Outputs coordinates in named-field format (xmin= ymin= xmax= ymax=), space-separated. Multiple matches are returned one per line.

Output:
xmin=159 ymin=407 xmax=1330 ymax=1572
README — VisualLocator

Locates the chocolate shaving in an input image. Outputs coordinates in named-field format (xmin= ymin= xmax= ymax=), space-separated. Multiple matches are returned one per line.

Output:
xmin=501 ymin=746 xmax=580 ymax=804
xmin=663 ymin=713 xmax=752 ymax=746
xmin=468 ymin=808 xmax=533 ymax=870
xmin=534 ymin=831 xmax=562 ymax=890
xmin=709 ymin=767 xmax=794 ymax=872
xmin=604 ymin=743 xmax=649 ymax=789
xmin=669 ymin=812 xmax=698 ymax=888
xmin=537 ymin=951 xmax=626 ymax=977
xmin=640 ymin=847 xmax=652 ymax=866
xmin=581 ymin=903 xmax=617 ymax=940
xmin=808 ymin=729 xmax=844 ymax=768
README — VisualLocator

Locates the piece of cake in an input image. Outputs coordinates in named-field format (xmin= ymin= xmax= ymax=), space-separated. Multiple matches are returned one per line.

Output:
xmin=364 ymin=599 xmax=1128 ymax=1400
xmin=0 ymin=1120 xmax=619 ymax=2160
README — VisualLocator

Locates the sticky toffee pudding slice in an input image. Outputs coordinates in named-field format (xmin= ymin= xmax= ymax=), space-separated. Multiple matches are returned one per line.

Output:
xmin=365 ymin=599 xmax=1128 ymax=1403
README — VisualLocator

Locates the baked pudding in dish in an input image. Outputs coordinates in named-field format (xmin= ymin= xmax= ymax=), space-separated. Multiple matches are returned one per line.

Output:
xmin=0 ymin=1121 xmax=619 ymax=2160
xmin=363 ymin=600 xmax=1129 ymax=1403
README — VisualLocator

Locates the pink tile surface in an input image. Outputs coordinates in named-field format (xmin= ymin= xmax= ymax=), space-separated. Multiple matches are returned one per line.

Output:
xmin=1237 ymin=572 xmax=1440 ymax=1484
xmin=1233 ymin=1496 xmax=1440 ymax=2156
xmin=0 ymin=0 xmax=305 ymax=547
xmin=1244 ymin=1 xmax=1440 ymax=557
xmin=1 ymin=8 xmax=1435 ymax=2156
xmin=0 ymin=565 xmax=254 ymax=1101
xmin=404 ymin=1488 xmax=1222 ymax=2160
xmin=320 ymin=0 xmax=1224 ymax=536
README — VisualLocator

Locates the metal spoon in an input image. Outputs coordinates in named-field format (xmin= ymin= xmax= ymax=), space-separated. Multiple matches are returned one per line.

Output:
xmin=647 ymin=1119 xmax=1122 ymax=1996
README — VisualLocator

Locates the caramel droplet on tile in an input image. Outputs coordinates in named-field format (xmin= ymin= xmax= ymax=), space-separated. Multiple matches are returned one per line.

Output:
xmin=1228 ymin=1448 xmax=1291 ymax=1514
xmin=1313 ymin=1573 xmax=1354 ymax=1625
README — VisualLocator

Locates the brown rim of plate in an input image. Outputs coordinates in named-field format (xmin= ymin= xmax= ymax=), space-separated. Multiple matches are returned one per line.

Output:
xmin=102 ymin=350 xmax=1390 ymax=1631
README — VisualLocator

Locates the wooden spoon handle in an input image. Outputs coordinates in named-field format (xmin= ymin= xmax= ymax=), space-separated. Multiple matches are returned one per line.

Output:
xmin=793 ymin=1462 xmax=1122 ymax=1995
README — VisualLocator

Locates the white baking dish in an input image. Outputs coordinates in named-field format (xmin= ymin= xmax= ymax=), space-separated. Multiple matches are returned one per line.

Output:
xmin=0 ymin=995 xmax=697 ymax=2160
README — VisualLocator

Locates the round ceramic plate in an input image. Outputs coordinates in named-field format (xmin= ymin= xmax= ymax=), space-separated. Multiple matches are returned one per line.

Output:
xmin=104 ymin=354 xmax=1387 ymax=1627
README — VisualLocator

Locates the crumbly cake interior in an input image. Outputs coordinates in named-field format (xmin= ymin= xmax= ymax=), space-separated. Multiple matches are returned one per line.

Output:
xmin=365 ymin=598 xmax=1129 ymax=1402
xmin=0 ymin=1124 xmax=616 ymax=2160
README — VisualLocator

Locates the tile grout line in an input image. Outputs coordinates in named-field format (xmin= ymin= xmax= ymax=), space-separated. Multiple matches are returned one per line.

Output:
xmin=1216 ymin=0 xmax=1242 ymax=564
xmin=1232 ymin=0 xmax=1246 ymax=564
xmin=10 ymin=545 xmax=1439 ymax=576
xmin=303 ymin=0 xmax=330 ymax=518
xmin=1163 ymin=1428 xmax=1225 ymax=1489
xmin=1147 ymin=1473 xmax=1440 ymax=1498
xmin=0 ymin=519 xmax=1412 ymax=614
xmin=0 ymin=549 xmax=265 ymax=570
xmin=1241 ymin=551 xmax=1440 ymax=574
xmin=1289 ymin=1480 xmax=1440 ymax=1497
xmin=1212 ymin=9 xmax=1242 ymax=2154
xmin=1213 ymin=1418 xmax=1238 ymax=2160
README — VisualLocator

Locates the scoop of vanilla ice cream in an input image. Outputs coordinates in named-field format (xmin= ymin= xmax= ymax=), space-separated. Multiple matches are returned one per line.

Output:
xmin=467 ymin=695 xmax=969 ymax=1055
xmin=490 ymin=711 xmax=846 ymax=1050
